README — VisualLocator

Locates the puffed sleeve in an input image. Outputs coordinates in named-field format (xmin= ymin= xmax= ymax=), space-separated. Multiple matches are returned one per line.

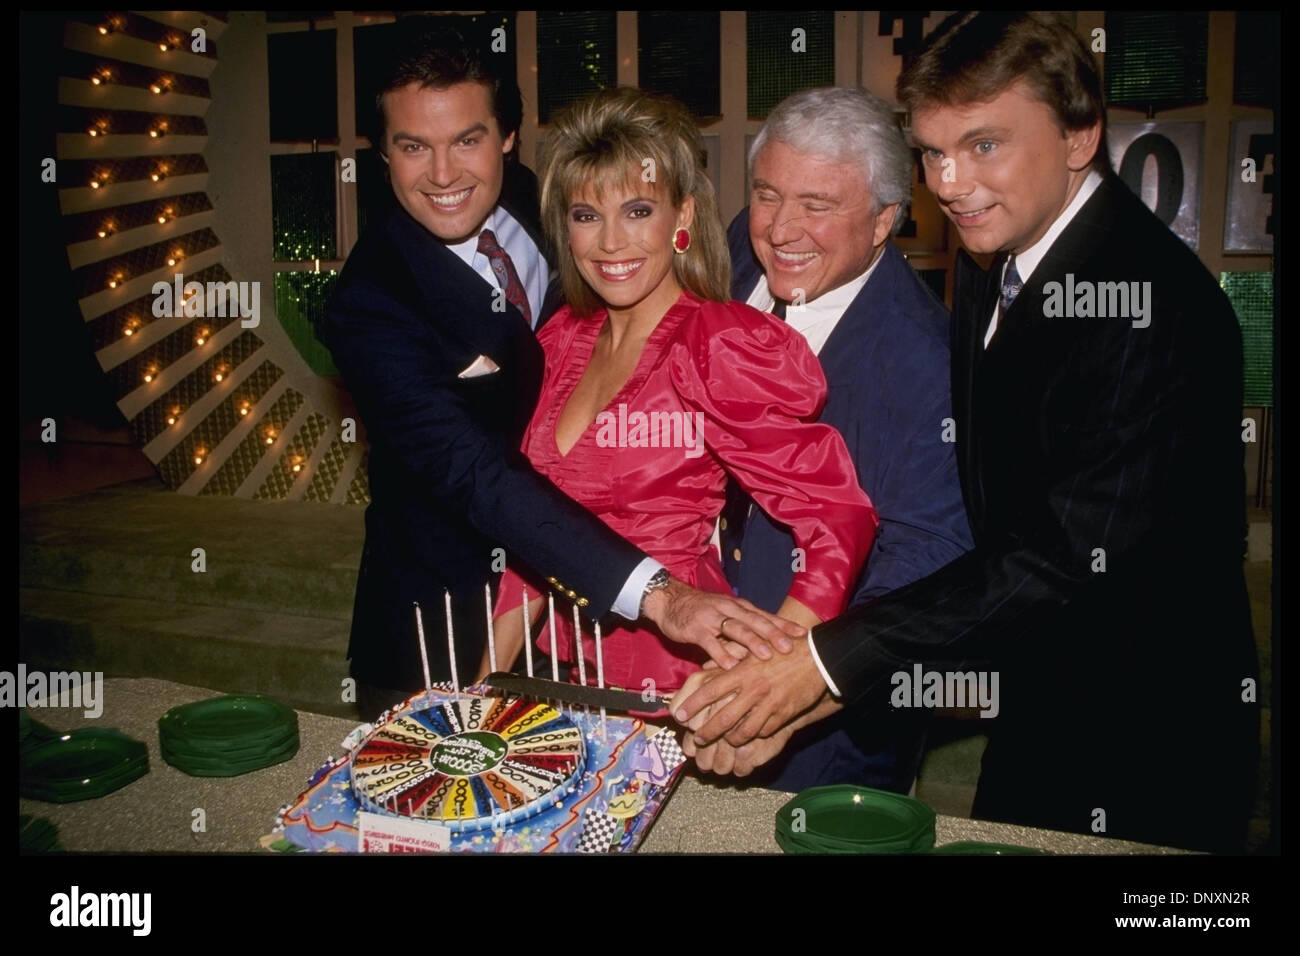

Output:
xmin=668 ymin=300 xmax=878 ymax=620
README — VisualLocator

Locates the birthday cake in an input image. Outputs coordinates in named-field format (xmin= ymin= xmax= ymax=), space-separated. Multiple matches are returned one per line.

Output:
xmin=269 ymin=683 xmax=687 ymax=854
xmin=350 ymin=695 xmax=585 ymax=832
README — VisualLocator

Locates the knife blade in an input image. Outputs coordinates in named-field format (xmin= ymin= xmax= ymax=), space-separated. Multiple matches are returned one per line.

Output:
xmin=481 ymin=672 xmax=672 ymax=712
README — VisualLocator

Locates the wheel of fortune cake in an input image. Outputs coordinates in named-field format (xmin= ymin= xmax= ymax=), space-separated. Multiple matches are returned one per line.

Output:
xmin=349 ymin=694 xmax=585 ymax=833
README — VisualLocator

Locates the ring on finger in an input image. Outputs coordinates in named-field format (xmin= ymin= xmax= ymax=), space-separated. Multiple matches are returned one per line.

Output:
xmin=719 ymin=617 xmax=731 ymax=634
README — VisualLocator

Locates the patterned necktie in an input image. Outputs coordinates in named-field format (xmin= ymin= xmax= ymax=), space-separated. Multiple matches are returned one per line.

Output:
xmin=998 ymin=254 xmax=1023 ymax=320
xmin=477 ymin=228 xmax=532 ymax=325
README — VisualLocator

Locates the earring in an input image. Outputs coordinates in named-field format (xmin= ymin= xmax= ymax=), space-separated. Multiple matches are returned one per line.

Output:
xmin=673 ymin=228 xmax=691 ymax=254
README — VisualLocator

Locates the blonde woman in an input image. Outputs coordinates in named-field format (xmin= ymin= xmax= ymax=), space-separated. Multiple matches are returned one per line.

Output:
xmin=480 ymin=88 xmax=877 ymax=699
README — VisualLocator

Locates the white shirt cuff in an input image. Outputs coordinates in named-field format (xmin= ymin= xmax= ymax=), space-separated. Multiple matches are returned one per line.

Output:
xmin=611 ymin=557 xmax=665 ymax=620
xmin=807 ymin=629 xmax=842 ymax=699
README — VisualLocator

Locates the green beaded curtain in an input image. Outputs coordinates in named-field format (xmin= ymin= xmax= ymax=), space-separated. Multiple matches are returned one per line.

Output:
xmin=637 ymin=11 xmax=720 ymax=119
xmin=537 ymin=11 xmax=616 ymax=125
xmin=1103 ymin=12 xmax=1208 ymax=114
xmin=274 ymin=271 xmax=340 ymax=377
xmin=747 ymin=11 xmax=834 ymax=120
xmin=1220 ymin=272 xmax=1273 ymax=407
xmin=271 ymin=152 xmax=337 ymax=261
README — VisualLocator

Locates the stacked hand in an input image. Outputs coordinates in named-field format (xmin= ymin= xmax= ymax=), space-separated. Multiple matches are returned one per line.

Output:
xmin=640 ymin=577 xmax=803 ymax=671
xmin=669 ymin=636 xmax=843 ymax=776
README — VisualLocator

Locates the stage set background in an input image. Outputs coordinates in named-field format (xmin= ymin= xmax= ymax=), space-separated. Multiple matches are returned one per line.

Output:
xmin=20 ymin=10 xmax=1275 ymax=508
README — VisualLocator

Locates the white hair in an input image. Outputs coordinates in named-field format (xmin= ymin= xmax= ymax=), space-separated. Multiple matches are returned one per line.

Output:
xmin=749 ymin=86 xmax=913 ymax=235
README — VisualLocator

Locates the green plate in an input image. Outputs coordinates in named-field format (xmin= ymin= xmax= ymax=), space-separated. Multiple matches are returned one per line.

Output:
xmin=158 ymin=694 xmax=296 ymax=742
xmin=162 ymin=723 xmax=297 ymax=764
xmin=161 ymin=734 xmax=300 ymax=777
xmin=20 ymin=729 xmax=149 ymax=802
xmin=776 ymin=785 xmax=937 ymax=853
xmin=19 ymin=815 xmax=61 ymax=853
xmin=21 ymin=728 xmax=147 ymax=782
xmin=931 ymin=841 xmax=1049 ymax=855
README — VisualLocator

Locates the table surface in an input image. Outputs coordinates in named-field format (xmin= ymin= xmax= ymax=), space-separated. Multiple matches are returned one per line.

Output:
xmin=19 ymin=678 xmax=1186 ymax=855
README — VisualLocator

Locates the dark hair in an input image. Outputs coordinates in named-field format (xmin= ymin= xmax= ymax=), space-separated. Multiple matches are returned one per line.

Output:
xmin=370 ymin=15 xmax=522 ymax=161
xmin=898 ymin=11 xmax=1110 ymax=176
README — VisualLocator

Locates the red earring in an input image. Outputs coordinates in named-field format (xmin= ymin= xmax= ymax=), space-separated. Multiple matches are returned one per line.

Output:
xmin=673 ymin=228 xmax=691 ymax=254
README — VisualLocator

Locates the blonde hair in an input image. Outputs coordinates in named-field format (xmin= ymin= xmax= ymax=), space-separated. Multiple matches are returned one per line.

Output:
xmin=538 ymin=87 xmax=730 ymax=316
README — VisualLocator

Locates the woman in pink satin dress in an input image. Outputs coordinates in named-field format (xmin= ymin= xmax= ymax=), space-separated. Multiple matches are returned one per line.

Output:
xmin=479 ymin=88 xmax=877 ymax=697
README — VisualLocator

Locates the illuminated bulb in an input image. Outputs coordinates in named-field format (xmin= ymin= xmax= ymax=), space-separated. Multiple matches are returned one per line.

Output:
xmin=149 ymin=129 xmax=158 ymax=138
xmin=214 ymin=370 xmax=224 ymax=382
xmin=150 ymin=83 xmax=162 ymax=94
xmin=143 ymin=371 xmax=154 ymax=383
xmin=108 ymin=277 xmax=119 ymax=289
xmin=195 ymin=330 xmax=208 ymax=345
xmin=194 ymin=452 xmax=204 ymax=465
xmin=239 ymin=404 xmax=250 ymax=417
xmin=157 ymin=214 xmax=166 ymax=223
xmin=264 ymin=429 xmax=276 ymax=444
xmin=167 ymin=256 xmax=176 ymax=266
xmin=88 ymin=128 xmax=98 ymax=137
xmin=98 ymin=24 xmax=109 ymax=35
xmin=167 ymin=414 xmax=177 ymax=425
xmin=159 ymin=42 xmax=169 ymax=52
xmin=151 ymin=173 xmax=161 ymax=182
xmin=91 ymin=76 xmax=101 ymax=86
xmin=90 ymin=180 xmax=101 ymax=189
xmin=97 ymin=229 xmax=107 ymax=239
xmin=123 ymin=327 xmax=134 ymax=336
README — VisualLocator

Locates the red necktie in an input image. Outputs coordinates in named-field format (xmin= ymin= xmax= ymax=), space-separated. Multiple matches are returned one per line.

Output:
xmin=477 ymin=228 xmax=532 ymax=325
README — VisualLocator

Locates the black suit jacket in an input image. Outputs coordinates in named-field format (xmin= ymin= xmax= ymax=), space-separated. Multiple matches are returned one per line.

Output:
xmin=812 ymin=175 xmax=1258 ymax=851
xmin=318 ymin=184 xmax=643 ymax=691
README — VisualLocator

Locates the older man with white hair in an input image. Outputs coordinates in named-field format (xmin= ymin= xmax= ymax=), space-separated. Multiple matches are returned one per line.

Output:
xmin=714 ymin=86 xmax=973 ymax=792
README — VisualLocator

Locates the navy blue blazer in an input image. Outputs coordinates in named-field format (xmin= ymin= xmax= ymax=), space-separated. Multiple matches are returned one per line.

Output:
xmin=722 ymin=209 xmax=973 ymax=614
xmin=318 ymin=190 xmax=644 ymax=690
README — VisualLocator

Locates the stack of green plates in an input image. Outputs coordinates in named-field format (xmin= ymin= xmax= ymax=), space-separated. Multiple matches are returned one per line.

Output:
xmin=20 ymin=728 xmax=150 ymax=803
xmin=158 ymin=694 xmax=299 ymax=776
xmin=775 ymin=785 xmax=937 ymax=854
xmin=19 ymin=815 xmax=61 ymax=852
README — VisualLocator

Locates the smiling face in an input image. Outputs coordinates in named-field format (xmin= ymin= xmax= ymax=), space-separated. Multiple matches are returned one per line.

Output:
xmin=748 ymin=139 xmax=897 ymax=304
xmin=912 ymin=81 xmax=1100 ymax=255
xmin=380 ymin=80 xmax=516 ymax=243
xmin=566 ymin=171 xmax=694 ymax=320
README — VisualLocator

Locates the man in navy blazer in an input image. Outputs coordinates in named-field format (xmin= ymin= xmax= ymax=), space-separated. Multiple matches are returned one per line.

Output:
xmin=317 ymin=19 xmax=802 ymax=719
xmin=718 ymin=87 xmax=973 ymax=792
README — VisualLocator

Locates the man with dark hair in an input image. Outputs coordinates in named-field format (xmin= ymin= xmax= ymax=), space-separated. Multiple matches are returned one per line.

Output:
xmin=318 ymin=17 xmax=802 ymax=719
xmin=676 ymin=11 xmax=1258 ymax=853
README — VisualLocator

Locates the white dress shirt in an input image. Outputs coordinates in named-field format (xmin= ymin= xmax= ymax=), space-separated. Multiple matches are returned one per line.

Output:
xmin=985 ymin=170 xmax=1103 ymax=348
xmin=744 ymin=252 xmax=883 ymax=356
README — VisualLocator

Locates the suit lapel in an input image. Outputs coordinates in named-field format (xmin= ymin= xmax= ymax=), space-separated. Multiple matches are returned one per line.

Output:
xmin=952 ymin=248 xmax=1001 ymax=542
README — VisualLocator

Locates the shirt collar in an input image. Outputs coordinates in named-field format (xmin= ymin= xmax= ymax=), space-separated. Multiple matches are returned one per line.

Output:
xmin=1012 ymin=170 xmax=1103 ymax=284
xmin=765 ymin=245 xmax=885 ymax=326
xmin=446 ymin=205 xmax=505 ymax=269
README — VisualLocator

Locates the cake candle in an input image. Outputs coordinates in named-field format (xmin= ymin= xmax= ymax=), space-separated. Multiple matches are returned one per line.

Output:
xmin=571 ymin=604 xmax=587 ymax=688
xmin=484 ymin=582 xmax=498 ymax=676
xmin=548 ymin=592 xmax=559 ymax=683
xmin=595 ymin=621 xmax=606 ymax=732
xmin=522 ymin=587 xmax=534 ymax=677
xmin=413 ymin=601 xmax=433 ymax=705
xmin=444 ymin=589 xmax=460 ymax=700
